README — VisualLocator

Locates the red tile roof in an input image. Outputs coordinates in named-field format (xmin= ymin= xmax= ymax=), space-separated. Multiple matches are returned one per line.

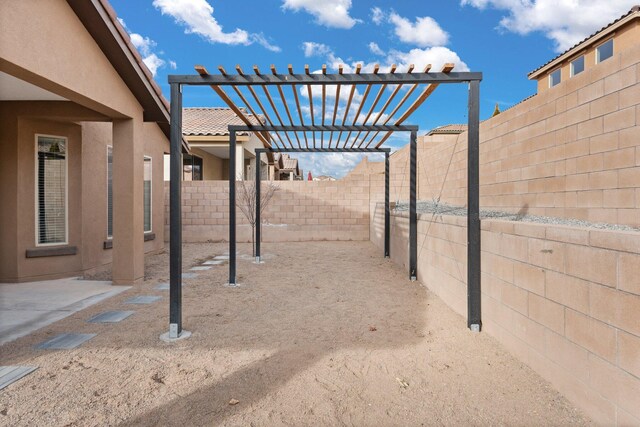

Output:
xmin=182 ymin=107 xmax=263 ymax=136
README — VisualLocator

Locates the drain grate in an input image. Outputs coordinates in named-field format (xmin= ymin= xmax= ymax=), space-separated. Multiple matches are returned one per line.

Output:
xmin=0 ymin=366 xmax=38 ymax=390
xmin=35 ymin=333 xmax=96 ymax=350
xmin=125 ymin=296 xmax=161 ymax=304
xmin=87 ymin=311 xmax=135 ymax=323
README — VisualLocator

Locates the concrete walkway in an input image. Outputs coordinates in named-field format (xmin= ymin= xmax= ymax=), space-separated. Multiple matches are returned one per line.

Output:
xmin=0 ymin=278 xmax=130 ymax=345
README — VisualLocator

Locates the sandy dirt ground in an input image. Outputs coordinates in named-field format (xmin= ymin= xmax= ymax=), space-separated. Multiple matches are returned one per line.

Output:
xmin=0 ymin=241 xmax=590 ymax=426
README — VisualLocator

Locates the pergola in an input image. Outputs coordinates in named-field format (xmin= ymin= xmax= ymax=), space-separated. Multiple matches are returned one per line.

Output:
xmin=166 ymin=63 xmax=482 ymax=340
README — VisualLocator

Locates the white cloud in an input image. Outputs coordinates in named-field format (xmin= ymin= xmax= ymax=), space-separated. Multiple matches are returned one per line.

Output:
xmin=387 ymin=46 xmax=469 ymax=72
xmin=389 ymin=12 xmax=449 ymax=47
xmin=282 ymin=0 xmax=358 ymax=29
xmin=371 ymin=7 xmax=384 ymax=25
xmin=303 ymin=42 xmax=333 ymax=58
xmin=461 ymin=0 xmax=636 ymax=52
xmin=123 ymin=22 xmax=171 ymax=77
xmin=251 ymin=33 xmax=282 ymax=52
xmin=297 ymin=152 xmax=382 ymax=178
xmin=169 ymin=60 xmax=178 ymax=69
xmin=153 ymin=0 xmax=281 ymax=51
xmin=368 ymin=42 xmax=384 ymax=56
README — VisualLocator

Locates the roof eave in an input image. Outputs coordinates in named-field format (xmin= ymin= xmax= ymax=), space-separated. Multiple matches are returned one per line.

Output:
xmin=66 ymin=0 xmax=171 ymax=128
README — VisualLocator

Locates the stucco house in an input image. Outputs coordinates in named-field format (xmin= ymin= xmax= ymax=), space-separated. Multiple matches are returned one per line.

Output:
xmin=0 ymin=0 xmax=180 ymax=284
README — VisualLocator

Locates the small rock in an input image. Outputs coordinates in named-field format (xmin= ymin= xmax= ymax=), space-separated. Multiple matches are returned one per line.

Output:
xmin=229 ymin=398 xmax=240 ymax=405
xmin=369 ymin=326 xmax=377 ymax=332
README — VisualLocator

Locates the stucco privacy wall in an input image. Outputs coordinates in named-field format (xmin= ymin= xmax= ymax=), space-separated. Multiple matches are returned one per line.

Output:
xmin=390 ymin=42 xmax=640 ymax=227
xmin=166 ymin=175 xmax=372 ymax=243
xmin=370 ymin=209 xmax=640 ymax=425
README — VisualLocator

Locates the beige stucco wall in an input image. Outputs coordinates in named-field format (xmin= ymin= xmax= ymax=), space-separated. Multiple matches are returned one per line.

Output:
xmin=0 ymin=1 xmax=170 ymax=283
xmin=0 ymin=0 xmax=141 ymax=119
xmin=0 ymin=108 xmax=167 ymax=282
xmin=189 ymin=148 xmax=224 ymax=180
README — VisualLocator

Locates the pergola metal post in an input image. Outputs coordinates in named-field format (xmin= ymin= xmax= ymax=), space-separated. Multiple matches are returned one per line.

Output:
xmin=255 ymin=152 xmax=261 ymax=263
xmin=467 ymin=80 xmax=482 ymax=331
xmin=384 ymin=151 xmax=390 ymax=258
xmin=168 ymin=83 xmax=183 ymax=339
xmin=229 ymin=129 xmax=237 ymax=286
xmin=409 ymin=130 xmax=417 ymax=281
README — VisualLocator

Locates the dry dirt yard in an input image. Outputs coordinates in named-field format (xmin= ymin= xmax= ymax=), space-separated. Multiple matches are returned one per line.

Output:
xmin=0 ymin=241 xmax=590 ymax=426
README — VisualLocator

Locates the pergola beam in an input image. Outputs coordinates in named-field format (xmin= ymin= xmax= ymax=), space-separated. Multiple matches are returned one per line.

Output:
xmin=169 ymin=71 xmax=483 ymax=86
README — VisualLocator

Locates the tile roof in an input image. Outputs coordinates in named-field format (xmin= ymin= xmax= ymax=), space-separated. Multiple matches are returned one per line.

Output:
xmin=426 ymin=124 xmax=468 ymax=135
xmin=528 ymin=5 xmax=640 ymax=78
xmin=182 ymin=107 xmax=263 ymax=136
xmin=275 ymin=153 xmax=299 ymax=171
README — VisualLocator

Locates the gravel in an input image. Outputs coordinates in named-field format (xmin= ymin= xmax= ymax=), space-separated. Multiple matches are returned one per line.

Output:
xmin=394 ymin=200 xmax=640 ymax=232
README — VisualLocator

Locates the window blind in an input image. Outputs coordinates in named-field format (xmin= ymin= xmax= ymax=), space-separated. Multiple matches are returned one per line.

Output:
xmin=37 ymin=136 xmax=66 ymax=245
xmin=144 ymin=157 xmax=152 ymax=232
xmin=107 ymin=146 xmax=113 ymax=237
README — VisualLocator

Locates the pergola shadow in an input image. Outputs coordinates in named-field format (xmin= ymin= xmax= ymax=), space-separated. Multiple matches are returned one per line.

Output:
xmin=166 ymin=63 xmax=482 ymax=339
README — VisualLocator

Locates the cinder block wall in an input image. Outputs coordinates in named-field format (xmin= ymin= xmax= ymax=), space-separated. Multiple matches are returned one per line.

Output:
xmin=165 ymin=174 xmax=372 ymax=243
xmin=370 ymin=208 xmax=640 ymax=425
xmin=390 ymin=43 xmax=640 ymax=227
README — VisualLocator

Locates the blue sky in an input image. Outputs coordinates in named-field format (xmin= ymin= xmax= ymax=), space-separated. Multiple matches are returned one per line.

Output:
xmin=110 ymin=0 xmax=636 ymax=177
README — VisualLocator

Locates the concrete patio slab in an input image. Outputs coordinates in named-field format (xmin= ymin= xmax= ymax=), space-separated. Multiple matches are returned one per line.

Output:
xmin=190 ymin=266 xmax=211 ymax=271
xmin=124 ymin=296 xmax=161 ymax=304
xmin=0 ymin=366 xmax=38 ymax=390
xmin=87 ymin=311 xmax=135 ymax=323
xmin=202 ymin=260 xmax=224 ymax=265
xmin=35 ymin=333 xmax=96 ymax=350
xmin=0 ymin=278 xmax=130 ymax=346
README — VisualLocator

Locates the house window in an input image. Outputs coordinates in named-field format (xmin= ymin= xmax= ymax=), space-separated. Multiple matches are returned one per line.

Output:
xmin=549 ymin=69 xmax=561 ymax=87
xmin=183 ymin=154 xmax=203 ymax=181
xmin=596 ymin=39 xmax=614 ymax=63
xmin=107 ymin=146 xmax=113 ymax=238
xmin=570 ymin=56 xmax=585 ymax=76
xmin=36 ymin=135 xmax=67 ymax=245
xmin=144 ymin=156 xmax=152 ymax=233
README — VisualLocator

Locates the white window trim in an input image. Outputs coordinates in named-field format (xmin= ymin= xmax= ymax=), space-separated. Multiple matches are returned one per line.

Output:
xmin=34 ymin=134 xmax=69 ymax=247
xmin=549 ymin=69 xmax=561 ymax=88
xmin=107 ymin=145 xmax=113 ymax=239
xmin=144 ymin=155 xmax=153 ymax=234
xmin=596 ymin=38 xmax=614 ymax=64
xmin=570 ymin=55 xmax=584 ymax=77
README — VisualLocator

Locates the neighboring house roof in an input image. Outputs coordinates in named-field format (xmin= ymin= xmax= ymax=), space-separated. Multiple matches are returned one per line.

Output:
xmin=182 ymin=107 xmax=263 ymax=136
xmin=426 ymin=124 xmax=468 ymax=136
xmin=315 ymin=175 xmax=337 ymax=181
xmin=66 ymin=0 xmax=189 ymax=151
xmin=528 ymin=5 xmax=640 ymax=79
xmin=275 ymin=153 xmax=300 ymax=175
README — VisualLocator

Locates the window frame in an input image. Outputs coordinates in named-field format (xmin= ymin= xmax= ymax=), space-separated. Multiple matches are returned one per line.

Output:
xmin=549 ymin=69 xmax=562 ymax=88
xmin=34 ymin=134 xmax=69 ymax=247
xmin=107 ymin=145 xmax=113 ymax=239
xmin=570 ymin=55 xmax=585 ymax=77
xmin=143 ymin=155 xmax=153 ymax=234
xmin=596 ymin=38 xmax=614 ymax=64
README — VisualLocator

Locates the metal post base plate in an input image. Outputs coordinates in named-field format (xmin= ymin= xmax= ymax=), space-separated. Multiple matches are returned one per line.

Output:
xmin=160 ymin=324 xmax=192 ymax=342
xmin=469 ymin=324 xmax=481 ymax=333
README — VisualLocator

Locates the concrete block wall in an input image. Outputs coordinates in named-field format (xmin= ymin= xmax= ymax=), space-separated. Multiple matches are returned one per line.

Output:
xmin=165 ymin=174 xmax=372 ymax=243
xmin=389 ymin=42 xmax=640 ymax=227
xmin=371 ymin=209 xmax=640 ymax=425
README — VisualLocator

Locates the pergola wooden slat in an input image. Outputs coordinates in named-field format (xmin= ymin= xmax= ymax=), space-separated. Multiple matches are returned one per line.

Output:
xmin=166 ymin=64 xmax=483 ymax=341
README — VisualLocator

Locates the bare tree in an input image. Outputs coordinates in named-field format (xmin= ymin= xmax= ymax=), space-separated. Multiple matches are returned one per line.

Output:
xmin=236 ymin=180 xmax=279 ymax=256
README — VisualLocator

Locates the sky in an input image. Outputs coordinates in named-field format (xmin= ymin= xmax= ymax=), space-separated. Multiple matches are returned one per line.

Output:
xmin=110 ymin=0 xmax=637 ymax=177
